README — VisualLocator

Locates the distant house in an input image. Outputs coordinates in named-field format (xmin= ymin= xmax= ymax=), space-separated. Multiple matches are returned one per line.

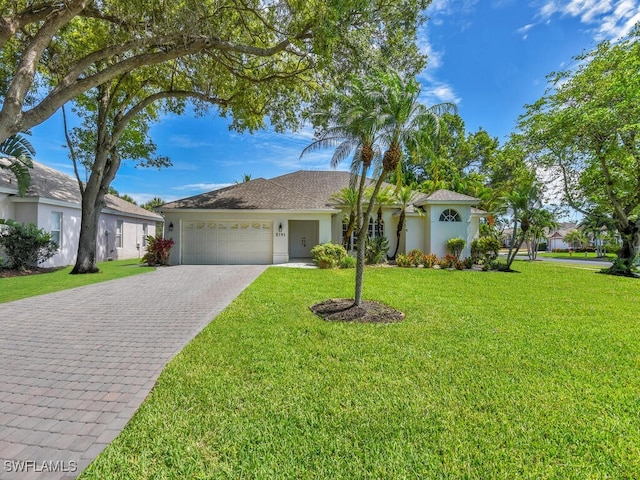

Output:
xmin=159 ymin=170 xmax=486 ymax=265
xmin=0 ymin=161 xmax=163 ymax=267
xmin=547 ymin=222 xmax=581 ymax=251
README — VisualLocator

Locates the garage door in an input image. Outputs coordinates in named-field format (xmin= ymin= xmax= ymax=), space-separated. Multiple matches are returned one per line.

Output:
xmin=181 ymin=220 xmax=273 ymax=264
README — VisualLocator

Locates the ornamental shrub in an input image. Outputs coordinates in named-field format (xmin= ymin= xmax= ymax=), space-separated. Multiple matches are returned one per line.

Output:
xmin=471 ymin=237 xmax=501 ymax=264
xmin=396 ymin=253 xmax=412 ymax=267
xmin=0 ymin=219 xmax=58 ymax=270
xmin=446 ymin=237 xmax=466 ymax=259
xmin=406 ymin=249 xmax=425 ymax=267
xmin=142 ymin=235 xmax=175 ymax=266
xmin=365 ymin=236 xmax=389 ymax=265
xmin=311 ymin=242 xmax=347 ymax=269
xmin=339 ymin=254 xmax=356 ymax=269
xmin=423 ymin=253 xmax=439 ymax=268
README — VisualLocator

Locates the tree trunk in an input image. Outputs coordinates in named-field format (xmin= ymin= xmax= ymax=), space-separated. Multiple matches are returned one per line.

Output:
xmin=72 ymin=189 xmax=104 ymax=274
xmin=392 ymin=210 xmax=405 ymax=259
xmin=607 ymin=220 xmax=640 ymax=276
xmin=354 ymin=172 xmax=388 ymax=305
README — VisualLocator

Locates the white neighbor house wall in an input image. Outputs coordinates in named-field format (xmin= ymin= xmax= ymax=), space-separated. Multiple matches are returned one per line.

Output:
xmin=2 ymin=196 xmax=157 ymax=267
xmin=164 ymin=210 xmax=334 ymax=265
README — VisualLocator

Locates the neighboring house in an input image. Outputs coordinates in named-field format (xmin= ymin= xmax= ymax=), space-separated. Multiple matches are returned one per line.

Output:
xmin=546 ymin=222 xmax=580 ymax=251
xmin=159 ymin=170 xmax=485 ymax=265
xmin=0 ymin=161 xmax=163 ymax=267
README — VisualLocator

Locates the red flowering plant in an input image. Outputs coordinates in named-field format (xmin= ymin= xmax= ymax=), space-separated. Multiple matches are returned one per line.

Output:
xmin=142 ymin=235 xmax=174 ymax=266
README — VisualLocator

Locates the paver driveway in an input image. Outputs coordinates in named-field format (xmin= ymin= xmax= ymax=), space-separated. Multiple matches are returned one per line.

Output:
xmin=0 ymin=265 xmax=267 ymax=479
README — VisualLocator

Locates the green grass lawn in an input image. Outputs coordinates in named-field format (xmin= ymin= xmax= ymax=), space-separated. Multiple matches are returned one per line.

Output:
xmin=0 ymin=259 xmax=155 ymax=303
xmin=537 ymin=251 xmax=615 ymax=261
xmin=81 ymin=261 xmax=640 ymax=479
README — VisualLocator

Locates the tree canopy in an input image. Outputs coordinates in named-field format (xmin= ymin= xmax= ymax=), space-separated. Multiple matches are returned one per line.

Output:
xmin=519 ymin=24 xmax=640 ymax=275
xmin=0 ymin=0 xmax=430 ymax=143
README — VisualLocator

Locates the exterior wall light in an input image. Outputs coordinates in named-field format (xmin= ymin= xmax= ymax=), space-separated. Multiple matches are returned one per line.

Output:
xmin=278 ymin=223 xmax=283 ymax=232
xmin=168 ymin=222 xmax=174 ymax=232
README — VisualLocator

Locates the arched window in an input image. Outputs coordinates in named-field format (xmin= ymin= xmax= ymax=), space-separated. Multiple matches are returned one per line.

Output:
xmin=439 ymin=209 xmax=461 ymax=222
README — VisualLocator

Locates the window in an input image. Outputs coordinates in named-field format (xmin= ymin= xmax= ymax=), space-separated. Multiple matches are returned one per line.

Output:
xmin=115 ymin=220 xmax=123 ymax=248
xmin=342 ymin=219 xmax=355 ymax=250
xmin=142 ymin=224 xmax=148 ymax=246
xmin=439 ymin=209 xmax=461 ymax=222
xmin=50 ymin=212 xmax=62 ymax=246
xmin=368 ymin=217 xmax=384 ymax=237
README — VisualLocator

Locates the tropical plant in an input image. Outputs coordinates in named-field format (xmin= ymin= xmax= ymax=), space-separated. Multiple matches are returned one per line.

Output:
xmin=142 ymin=235 xmax=174 ymax=266
xmin=310 ymin=243 xmax=347 ymax=269
xmin=390 ymin=185 xmax=423 ymax=259
xmin=524 ymin=209 xmax=558 ymax=260
xmin=0 ymin=219 xmax=58 ymax=270
xmin=0 ymin=133 xmax=35 ymax=196
xmin=446 ymin=237 xmax=466 ymax=259
xmin=330 ymin=187 xmax=359 ymax=250
xmin=365 ymin=236 xmax=389 ymax=265
xmin=564 ymin=230 xmax=588 ymax=255
xmin=471 ymin=237 xmax=501 ymax=264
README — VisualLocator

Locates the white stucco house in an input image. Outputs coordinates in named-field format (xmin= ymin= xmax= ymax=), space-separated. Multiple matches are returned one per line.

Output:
xmin=159 ymin=170 xmax=485 ymax=265
xmin=0 ymin=161 xmax=163 ymax=267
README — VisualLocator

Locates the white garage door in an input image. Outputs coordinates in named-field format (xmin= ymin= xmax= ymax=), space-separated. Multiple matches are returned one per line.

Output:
xmin=181 ymin=220 xmax=273 ymax=264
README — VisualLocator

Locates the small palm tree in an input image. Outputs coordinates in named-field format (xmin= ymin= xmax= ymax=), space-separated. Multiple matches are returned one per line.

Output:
xmin=0 ymin=133 xmax=35 ymax=196
xmin=329 ymin=187 xmax=359 ymax=249
xmin=564 ymin=229 xmax=588 ymax=255
xmin=391 ymin=185 xmax=422 ymax=259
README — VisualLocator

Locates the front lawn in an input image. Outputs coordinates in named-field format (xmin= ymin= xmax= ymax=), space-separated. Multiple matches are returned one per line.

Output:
xmin=0 ymin=259 xmax=155 ymax=303
xmin=537 ymin=251 xmax=615 ymax=261
xmin=82 ymin=261 xmax=640 ymax=479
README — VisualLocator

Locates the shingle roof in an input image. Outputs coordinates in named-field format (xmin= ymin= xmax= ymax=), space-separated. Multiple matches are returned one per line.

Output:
xmin=161 ymin=170 xmax=393 ymax=211
xmin=422 ymin=189 xmax=480 ymax=203
xmin=0 ymin=161 xmax=163 ymax=221
xmin=160 ymin=171 xmax=481 ymax=211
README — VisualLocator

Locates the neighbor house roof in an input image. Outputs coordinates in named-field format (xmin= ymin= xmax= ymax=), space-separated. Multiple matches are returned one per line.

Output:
xmin=0 ymin=161 xmax=163 ymax=221
xmin=161 ymin=170 xmax=483 ymax=212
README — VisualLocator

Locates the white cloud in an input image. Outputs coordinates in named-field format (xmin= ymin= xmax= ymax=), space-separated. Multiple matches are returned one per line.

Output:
xmin=534 ymin=0 xmax=640 ymax=40
xmin=420 ymin=83 xmax=462 ymax=105
xmin=168 ymin=135 xmax=217 ymax=149
xmin=172 ymin=182 xmax=231 ymax=192
xmin=517 ymin=23 xmax=535 ymax=39
xmin=128 ymin=193 xmax=181 ymax=205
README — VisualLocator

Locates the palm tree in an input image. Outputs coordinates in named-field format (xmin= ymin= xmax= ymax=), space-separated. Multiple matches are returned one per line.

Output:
xmin=525 ymin=208 xmax=558 ymax=260
xmin=564 ymin=229 xmax=588 ymax=255
xmin=503 ymin=180 xmax=541 ymax=270
xmin=329 ymin=187 xmax=359 ymax=249
xmin=391 ymin=185 xmax=422 ymax=259
xmin=0 ymin=133 xmax=34 ymax=196
xmin=353 ymin=70 xmax=455 ymax=304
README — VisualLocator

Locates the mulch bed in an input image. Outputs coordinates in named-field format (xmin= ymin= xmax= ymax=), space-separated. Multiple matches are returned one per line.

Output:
xmin=0 ymin=267 xmax=62 ymax=278
xmin=310 ymin=298 xmax=405 ymax=323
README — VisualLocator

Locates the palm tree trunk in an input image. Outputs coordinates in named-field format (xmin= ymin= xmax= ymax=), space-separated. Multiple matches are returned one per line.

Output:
xmin=392 ymin=210 xmax=405 ymax=259
xmin=354 ymin=172 xmax=388 ymax=306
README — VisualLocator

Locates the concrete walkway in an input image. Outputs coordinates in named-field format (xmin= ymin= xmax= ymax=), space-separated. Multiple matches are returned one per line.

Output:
xmin=0 ymin=265 xmax=267 ymax=480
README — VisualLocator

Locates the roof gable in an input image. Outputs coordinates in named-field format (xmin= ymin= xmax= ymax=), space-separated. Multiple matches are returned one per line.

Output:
xmin=421 ymin=189 xmax=480 ymax=203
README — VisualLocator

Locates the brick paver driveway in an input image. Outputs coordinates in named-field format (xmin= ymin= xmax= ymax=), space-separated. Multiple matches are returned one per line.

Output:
xmin=0 ymin=265 xmax=267 ymax=479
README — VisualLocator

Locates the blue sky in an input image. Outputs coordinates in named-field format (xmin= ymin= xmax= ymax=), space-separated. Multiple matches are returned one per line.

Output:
xmin=30 ymin=0 xmax=640 ymax=205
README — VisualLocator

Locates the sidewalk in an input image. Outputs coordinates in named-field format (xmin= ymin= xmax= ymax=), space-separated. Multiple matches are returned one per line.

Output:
xmin=0 ymin=265 xmax=266 ymax=479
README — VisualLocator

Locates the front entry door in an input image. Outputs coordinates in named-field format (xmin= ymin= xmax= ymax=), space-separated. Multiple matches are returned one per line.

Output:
xmin=289 ymin=220 xmax=319 ymax=258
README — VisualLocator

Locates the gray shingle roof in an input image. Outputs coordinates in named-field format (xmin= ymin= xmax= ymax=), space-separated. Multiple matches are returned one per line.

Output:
xmin=161 ymin=170 xmax=392 ymax=211
xmin=0 ymin=160 xmax=163 ymax=221
xmin=422 ymin=189 xmax=480 ymax=203
xmin=160 ymin=171 xmax=481 ymax=211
